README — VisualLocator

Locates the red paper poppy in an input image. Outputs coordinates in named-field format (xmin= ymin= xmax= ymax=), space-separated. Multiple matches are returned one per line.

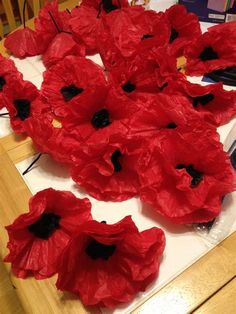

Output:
xmin=128 ymin=93 xmax=217 ymax=138
xmin=139 ymin=132 xmax=235 ymax=224
xmin=4 ymin=188 xmax=92 ymax=279
xmin=41 ymin=55 xmax=107 ymax=119
xmin=165 ymin=79 xmax=236 ymax=126
xmin=165 ymin=4 xmax=201 ymax=58
xmin=0 ymin=55 xmax=22 ymax=109
xmin=184 ymin=31 xmax=236 ymax=76
xmin=42 ymin=32 xmax=85 ymax=68
xmin=34 ymin=0 xmax=71 ymax=48
xmin=107 ymin=47 xmax=181 ymax=102
xmin=3 ymin=79 xmax=49 ymax=133
xmin=4 ymin=27 xmax=47 ymax=58
xmin=69 ymin=5 xmax=102 ymax=54
xmin=61 ymin=87 xmax=138 ymax=148
xmin=56 ymin=216 xmax=165 ymax=308
xmin=98 ymin=6 xmax=169 ymax=70
xmin=71 ymin=136 xmax=146 ymax=201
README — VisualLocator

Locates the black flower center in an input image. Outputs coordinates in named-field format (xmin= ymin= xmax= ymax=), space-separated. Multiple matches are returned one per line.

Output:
xmin=60 ymin=84 xmax=84 ymax=102
xmin=199 ymin=47 xmax=219 ymax=61
xmin=169 ymin=28 xmax=179 ymax=43
xmin=111 ymin=150 xmax=122 ymax=172
xmin=85 ymin=238 xmax=116 ymax=260
xmin=28 ymin=213 xmax=61 ymax=239
xmin=14 ymin=99 xmax=31 ymax=121
xmin=122 ymin=81 xmax=136 ymax=93
xmin=141 ymin=34 xmax=154 ymax=40
xmin=0 ymin=76 xmax=6 ymax=91
xmin=166 ymin=122 xmax=177 ymax=129
xmin=102 ymin=0 xmax=118 ymax=13
xmin=192 ymin=93 xmax=214 ymax=108
xmin=176 ymin=164 xmax=203 ymax=188
xmin=91 ymin=108 xmax=111 ymax=128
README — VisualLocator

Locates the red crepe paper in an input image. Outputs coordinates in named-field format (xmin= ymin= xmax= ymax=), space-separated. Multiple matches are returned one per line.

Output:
xmin=3 ymin=79 xmax=43 ymax=133
xmin=107 ymin=48 xmax=180 ymax=101
xmin=81 ymin=0 xmax=129 ymax=17
xmin=165 ymin=80 xmax=236 ymax=126
xmin=4 ymin=188 xmax=92 ymax=279
xmin=71 ymin=137 xmax=146 ymax=201
xmin=56 ymin=216 xmax=165 ymax=308
xmin=42 ymin=32 xmax=85 ymax=68
xmin=0 ymin=55 xmax=22 ymax=109
xmin=4 ymin=27 xmax=46 ymax=58
xmin=165 ymin=4 xmax=201 ymax=58
xmin=184 ymin=31 xmax=236 ymax=76
xmin=70 ymin=5 xmax=102 ymax=54
xmin=34 ymin=0 xmax=71 ymax=47
xmin=41 ymin=55 xmax=107 ymax=119
xmin=139 ymin=132 xmax=235 ymax=224
xmin=61 ymin=88 xmax=138 ymax=145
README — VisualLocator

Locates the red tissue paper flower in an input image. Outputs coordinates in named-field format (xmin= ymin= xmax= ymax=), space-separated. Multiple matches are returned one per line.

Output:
xmin=34 ymin=0 xmax=71 ymax=48
xmin=3 ymin=79 xmax=46 ymax=133
xmin=184 ymin=31 xmax=236 ymax=76
xmin=4 ymin=188 xmax=92 ymax=279
xmin=60 ymin=87 xmax=138 ymax=146
xmin=41 ymin=55 xmax=107 ymax=119
xmin=165 ymin=4 xmax=201 ymax=58
xmin=98 ymin=6 xmax=169 ymax=69
xmin=71 ymin=136 xmax=146 ymax=201
xmin=56 ymin=216 xmax=165 ymax=308
xmin=107 ymin=47 xmax=180 ymax=101
xmin=127 ymin=93 xmax=215 ymax=138
xmin=70 ymin=0 xmax=129 ymax=54
xmin=4 ymin=27 xmax=46 ymax=58
xmin=0 ymin=55 xmax=22 ymax=109
xmin=165 ymin=79 xmax=236 ymax=126
xmin=139 ymin=131 xmax=235 ymax=224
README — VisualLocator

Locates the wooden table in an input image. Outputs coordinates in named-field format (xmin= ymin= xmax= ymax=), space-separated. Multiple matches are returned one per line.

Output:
xmin=0 ymin=1 xmax=236 ymax=313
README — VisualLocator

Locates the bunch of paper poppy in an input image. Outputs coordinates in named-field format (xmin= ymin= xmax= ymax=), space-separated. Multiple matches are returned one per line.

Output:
xmin=2 ymin=1 xmax=236 ymax=307
xmin=1 ymin=0 xmax=235 ymax=225
xmin=5 ymin=188 xmax=165 ymax=308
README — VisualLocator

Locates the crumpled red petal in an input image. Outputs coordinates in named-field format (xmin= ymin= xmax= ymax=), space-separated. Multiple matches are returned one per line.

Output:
xmin=42 ymin=32 xmax=85 ymax=68
xmin=4 ymin=27 xmax=46 ymax=58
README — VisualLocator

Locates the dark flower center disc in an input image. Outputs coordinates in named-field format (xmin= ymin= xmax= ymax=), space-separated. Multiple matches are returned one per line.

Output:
xmin=28 ymin=213 xmax=61 ymax=239
xmin=0 ymin=76 xmax=6 ymax=91
xmin=192 ymin=93 xmax=214 ymax=108
xmin=176 ymin=164 xmax=203 ymax=188
xmin=166 ymin=122 xmax=177 ymax=129
xmin=102 ymin=0 xmax=118 ymax=13
xmin=169 ymin=28 xmax=179 ymax=43
xmin=111 ymin=150 xmax=122 ymax=172
xmin=91 ymin=108 xmax=111 ymax=128
xmin=60 ymin=84 xmax=84 ymax=102
xmin=14 ymin=99 xmax=31 ymax=121
xmin=141 ymin=34 xmax=154 ymax=40
xmin=199 ymin=47 xmax=219 ymax=61
xmin=122 ymin=81 xmax=136 ymax=93
xmin=86 ymin=238 xmax=116 ymax=260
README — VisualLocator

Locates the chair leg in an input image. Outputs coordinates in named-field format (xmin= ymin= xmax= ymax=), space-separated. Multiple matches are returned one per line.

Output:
xmin=2 ymin=0 xmax=16 ymax=32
